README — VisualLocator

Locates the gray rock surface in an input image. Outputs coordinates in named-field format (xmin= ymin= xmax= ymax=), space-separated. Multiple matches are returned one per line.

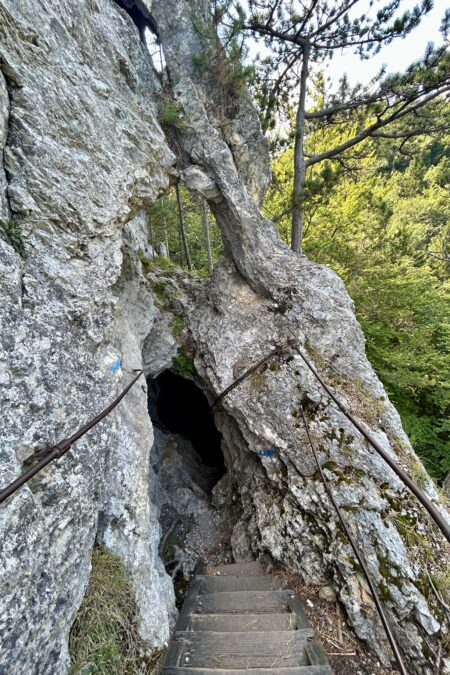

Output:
xmin=149 ymin=2 xmax=450 ymax=668
xmin=151 ymin=427 xmax=231 ymax=579
xmin=444 ymin=472 xmax=450 ymax=498
xmin=0 ymin=69 xmax=8 ymax=220
xmin=0 ymin=1 xmax=176 ymax=672
xmin=183 ymin=259 xmax=448 ymax=673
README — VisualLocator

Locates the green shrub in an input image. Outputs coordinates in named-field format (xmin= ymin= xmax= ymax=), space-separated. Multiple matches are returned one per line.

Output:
xmin=0 ymin=218 xmax=29 ymax=258
xmin=192 ymin=52 xmax=208 ymax=73
xmin=69 ymin=546 xmax=164 ymax=674
xmin=173 ymin=348 xmax=195 ymax=378
xmin=158 ymin=98 xmax=184 ymax=128
xmin=170 ymin=315 xmax=185 ymax=339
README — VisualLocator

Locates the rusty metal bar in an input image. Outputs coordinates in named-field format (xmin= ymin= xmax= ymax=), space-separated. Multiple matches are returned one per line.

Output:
xmin=298 ymin=406 xmax=408 ymax=675
xmin=211 ymin=341 xmax=288 ymax=410
xmin=0 ymin=370 xmax=144 ymax=506
xmin=291 ymin=343 xmax=450 ymax=544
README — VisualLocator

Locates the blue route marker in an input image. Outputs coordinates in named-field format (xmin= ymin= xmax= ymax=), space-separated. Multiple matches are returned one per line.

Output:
xmin=109 ymin=357 xmax=122 ymax=374
xmin=257 ymin=449 xmax=276 ymax=457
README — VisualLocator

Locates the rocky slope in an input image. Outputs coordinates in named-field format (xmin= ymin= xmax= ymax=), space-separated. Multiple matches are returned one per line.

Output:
xmin=0 ymin=0 xmax=449 ymax=674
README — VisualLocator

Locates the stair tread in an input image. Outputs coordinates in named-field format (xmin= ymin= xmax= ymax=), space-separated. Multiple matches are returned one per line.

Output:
xmin=174 ymin=628 xmax=315 ymax=640
xmin=163 ymin=564 xmax=331 ymax=673
xmin=169 ymin=630 xmax=315 ymax=669
xmin=194 ymin=590 xmax=292 ymax=614
xmin=187 ymin=612 xmax=300 ymax=632
xmin=205 ymin=561 xmax=263 ymax=577
xmin=162 ymin=667 xmax=333 ymax=674
xmin=196 ymin=575 xmax=287 ymax=593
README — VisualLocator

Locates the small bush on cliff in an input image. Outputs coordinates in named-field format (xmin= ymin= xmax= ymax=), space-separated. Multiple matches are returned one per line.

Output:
xmin=158 ymin=96 xmax=184 ymax=128
xmin=173 ymin=348 xmax=195 ymax=378
xmin=0 ymin=218 xmax=30 ymax=258
xmin=69 ymin=546 xmax=164 ymax=674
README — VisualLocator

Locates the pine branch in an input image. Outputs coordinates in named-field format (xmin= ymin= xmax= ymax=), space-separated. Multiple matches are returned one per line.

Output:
xmin=306 ymin=87 xmax=450 ymax=167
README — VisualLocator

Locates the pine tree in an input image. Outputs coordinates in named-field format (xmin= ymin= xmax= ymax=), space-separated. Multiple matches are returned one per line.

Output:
xmin=232 ymin=1 xmax=450 ymax=252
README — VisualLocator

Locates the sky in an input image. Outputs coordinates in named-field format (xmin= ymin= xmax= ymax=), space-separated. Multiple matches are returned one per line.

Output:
xmin=327 ymin=0 xmax=446 ymax=87
xmin=246 ymin=0 xmax=447 ymax=92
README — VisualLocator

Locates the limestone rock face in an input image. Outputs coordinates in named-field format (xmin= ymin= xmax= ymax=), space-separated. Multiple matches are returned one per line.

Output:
xmin=0 ymin=1 xmax=176 ymax=673
xmin=148 ymin=1 xmax=450 ymax=670
xmin=0 ymin=69 xmax=8 ymax=221
xmin=151 ymin=427 xmax=231 ymax=578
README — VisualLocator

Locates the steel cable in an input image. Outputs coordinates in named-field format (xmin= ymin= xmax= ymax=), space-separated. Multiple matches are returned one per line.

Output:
xmin=0 ymin=370 xmax=144 ymax=506
xmin=298 ymin=405 xmax=407 ymax=674
xmin=290 ymin=341 xmax=450 ymax=544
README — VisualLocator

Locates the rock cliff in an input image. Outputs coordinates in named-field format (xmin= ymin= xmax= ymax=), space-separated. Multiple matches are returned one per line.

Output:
xmin=0 ymin=1 xmax=176 ymax=672
xmin=0 ymin=0 xmax=449 ymax=674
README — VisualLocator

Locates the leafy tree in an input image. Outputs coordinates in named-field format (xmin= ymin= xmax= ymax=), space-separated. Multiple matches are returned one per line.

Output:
xmin=266 ymin=123 xmax=450 ymax=481
xmin=231 ymin=0 xmax=450 ymax=252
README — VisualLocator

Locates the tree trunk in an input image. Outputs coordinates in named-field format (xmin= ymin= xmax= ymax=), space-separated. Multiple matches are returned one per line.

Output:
xmin=175 ymin=183 xmax=192 ymax=270
xmin=148 ymin=213 xmax=155 ymax=258
xmin=291 ymin=43 xmax=309 ymax=254
xmin=202 ymin=199 xmax=213 ymax=275
xmin=164 ymin=220 xmax=170 ymax=259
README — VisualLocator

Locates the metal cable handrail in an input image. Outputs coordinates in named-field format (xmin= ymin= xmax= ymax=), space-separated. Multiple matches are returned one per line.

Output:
xmin=209 ymin=338 xmax=449 ymax=541
xmin=0 ymin=338 xmax=447 ymax=671
xmin=0 ymin=370 xmax=144 ymax=506
xmin=290 ymin=341 xmax=450 ymax=544
xmin=299 ymin=405 xmax=407 ymax=674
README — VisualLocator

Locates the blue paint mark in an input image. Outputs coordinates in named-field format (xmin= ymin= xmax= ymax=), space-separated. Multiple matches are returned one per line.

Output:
xmin=109 ymin=357 xmax=122 ymax=374
xmin=257 ymin=449 xmax=276 ymax=457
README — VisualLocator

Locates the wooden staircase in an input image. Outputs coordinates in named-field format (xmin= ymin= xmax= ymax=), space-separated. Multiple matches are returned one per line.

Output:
xmin=161 ymin=561 xmax=333 ymax=674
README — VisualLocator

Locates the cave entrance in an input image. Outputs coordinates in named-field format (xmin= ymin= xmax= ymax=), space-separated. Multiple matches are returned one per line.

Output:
xmin=147 ymin=369 xmax=230 ymax=589
xmin=147 ymin=369 xmax=226 ymax=485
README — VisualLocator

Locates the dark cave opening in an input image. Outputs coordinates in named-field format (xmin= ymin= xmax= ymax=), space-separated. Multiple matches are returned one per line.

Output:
xmin=146 ymin=369 xmax=231 ymax=595
xmin=114 ymin=0 xmax=158 ymax=41
xmin=147 ymin=369 xmax=226 ymax=475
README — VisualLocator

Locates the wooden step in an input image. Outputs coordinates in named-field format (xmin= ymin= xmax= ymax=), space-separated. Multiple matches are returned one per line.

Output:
xmin=167 ymin=630 xmax=315 ymax=669
xmin=197 ymin=574 xmax=287 ymax=593
xmin=162 ymin=667 xmax=333 ymax=674
xmin=205 ymin=561 xmax=263 ymax=576
xmin=187 ymin=612 xmax=298 ymax=632
xmin=194 ymin=590 xmax=291 ymax=614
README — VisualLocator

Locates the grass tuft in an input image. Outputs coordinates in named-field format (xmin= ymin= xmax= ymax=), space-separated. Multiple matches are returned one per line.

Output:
xmin=0 ymin=218 xmax=30 ymax=258
xmin=170 ymin=315 xmax=185 ymax=340
xmin=69 ymin=546 xmax=164 ymax=675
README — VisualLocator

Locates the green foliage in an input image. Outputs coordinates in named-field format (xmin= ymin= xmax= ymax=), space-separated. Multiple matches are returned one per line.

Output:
xmin=173 ymin=348 xmax=196 ymax=378
xmin=267 ymin=121 xmax=450 ymax=482
xmin=192 ymin=52 xmax=208 ymax=73
xmin=192 ymin=2 xmax=254 ymax=116
xmin=0 ymin=218 xmax=29 ymax=258
xmin=148 ymin=277 xmax=169 ymax=302
xmin=69 ymin=546 xmax=164 ymax=674
xmin=148 ymin=186 xmax=223 ymax=276
xmin=158 ymin=96 xmax=184 ymax=128
xmin=170 ymin=315 xmax=185 ymax=339
xmin=139 ymin=252 xmax=177 ymax=275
